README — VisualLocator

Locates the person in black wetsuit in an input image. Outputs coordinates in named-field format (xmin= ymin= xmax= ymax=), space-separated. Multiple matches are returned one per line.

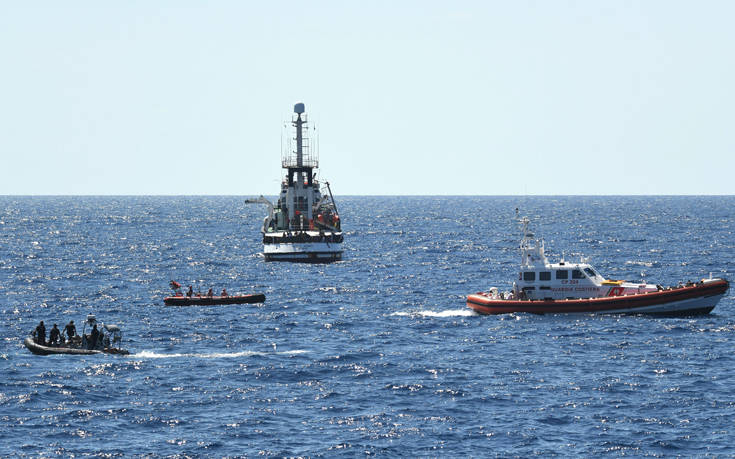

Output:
xmin=186 ymin=285 xmax=193 ymax=297
xmin=89 ymin=324 xmax=99 ymax=350
xmin=64 ymin=320 xmax=76 ymax=340
xmin=49 ymin=324 xmax=60 ymax=346
xmin=34 ymin=321 xmax=46 ymax=345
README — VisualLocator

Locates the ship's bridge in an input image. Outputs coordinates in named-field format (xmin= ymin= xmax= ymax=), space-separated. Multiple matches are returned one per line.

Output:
xmin=519 ymin=262 xmax=605 ymax=284
xmin=516 ymin=261 xmax=608 ymax=300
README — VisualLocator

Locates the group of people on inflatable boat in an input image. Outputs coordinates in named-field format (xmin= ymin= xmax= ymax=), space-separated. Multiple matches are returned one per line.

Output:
xmin=32 ymin=316 xmax=112 ymax=350
xmin=170 ymin=280 xmax=228 ymax=298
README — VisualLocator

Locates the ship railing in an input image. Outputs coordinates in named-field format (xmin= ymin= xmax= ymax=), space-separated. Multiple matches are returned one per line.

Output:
xmin=282 ymin=155 xmax=319 ymax=168
xmin=285 ymin=224 xmax=336 ymax=231
xmin=282 ymin=132 xmax=319 ymax=168
xmin=282 ymin=219 xmax=340 ymax=232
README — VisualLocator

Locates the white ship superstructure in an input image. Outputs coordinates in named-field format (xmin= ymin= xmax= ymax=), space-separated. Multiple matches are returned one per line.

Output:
xmin=513 ymin=216 xmax=660 ymax=301
xmin=248 ymin=103 xmax=343 ymax=262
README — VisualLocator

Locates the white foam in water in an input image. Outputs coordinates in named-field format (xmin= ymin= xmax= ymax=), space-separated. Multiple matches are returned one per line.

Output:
xmin=391 ymin=309 xmax=477 ymax=318
xmin=131 ymin=349 xmax=308 ymax=359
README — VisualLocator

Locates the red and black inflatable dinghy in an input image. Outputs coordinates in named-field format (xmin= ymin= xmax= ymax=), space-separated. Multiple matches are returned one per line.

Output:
xmin=163 ymin=293 xmax=266 ymax=306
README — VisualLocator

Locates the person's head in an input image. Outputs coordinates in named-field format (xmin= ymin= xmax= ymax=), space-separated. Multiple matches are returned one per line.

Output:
xmin=40 ymin=321 xmax=44 ymax=325
xmin=53 ymin=324 xmax=57 ymax=328
xmin=70 ymin=320 xmax=74 ymax=324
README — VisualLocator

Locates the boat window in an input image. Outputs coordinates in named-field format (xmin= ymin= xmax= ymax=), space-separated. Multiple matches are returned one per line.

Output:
xmin=539 ymin=272 xmax=551 ymax=281
xmin=584 ymin=268 xmax=598 ymax=278
xmin=523 ymin=272 xmax=535 ymax=281
xmin=572 ymin=269 xmax=585 ymax=279
xmin=522 ymin=286 xmax=535 ymax=291
xmin=556 ymin=270 xmax=568 ymax=279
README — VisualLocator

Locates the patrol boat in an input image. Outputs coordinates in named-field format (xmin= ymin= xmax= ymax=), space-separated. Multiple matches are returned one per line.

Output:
xmin=247 ymin=103 xmax=343 ymax=262
xmin=467 ymin=216 xmax=729 ymax=315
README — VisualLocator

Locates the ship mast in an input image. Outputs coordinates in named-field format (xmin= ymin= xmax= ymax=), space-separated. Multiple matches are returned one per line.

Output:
xmin=295 ymin=104 xmax=304 ymax=167
xmin=282 ymin=103 xmax=318 ymax=230
xmin=519 ymin=216 xmax=548 ymax=268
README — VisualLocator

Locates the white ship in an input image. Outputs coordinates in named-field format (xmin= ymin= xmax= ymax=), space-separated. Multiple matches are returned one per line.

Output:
xmin=467 ymin=216 xmax=729 ymax=315
xmin=247 ymin=103 xmax=343 ymax=262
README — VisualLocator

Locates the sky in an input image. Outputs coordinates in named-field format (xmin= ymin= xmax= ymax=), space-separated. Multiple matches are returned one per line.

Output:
xmin=1 ymin=1 xmax=733 ymax=195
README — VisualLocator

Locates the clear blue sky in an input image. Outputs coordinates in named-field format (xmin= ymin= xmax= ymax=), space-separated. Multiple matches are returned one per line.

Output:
xmin=1 ymin=1 xmax=733 ymax=195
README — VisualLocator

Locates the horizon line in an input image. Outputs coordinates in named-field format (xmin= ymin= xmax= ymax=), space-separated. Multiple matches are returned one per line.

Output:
xmin=2 ymin=194 xmax=734 ymax=198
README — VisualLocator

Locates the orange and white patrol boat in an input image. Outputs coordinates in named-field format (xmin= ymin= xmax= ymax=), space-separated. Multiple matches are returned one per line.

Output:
xmin=467 ymin=216 xmax=729 ymax=316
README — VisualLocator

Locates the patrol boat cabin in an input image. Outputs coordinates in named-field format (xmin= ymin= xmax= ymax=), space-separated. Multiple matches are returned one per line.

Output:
xmin=514 ymin=217 xmax=657 ymax=300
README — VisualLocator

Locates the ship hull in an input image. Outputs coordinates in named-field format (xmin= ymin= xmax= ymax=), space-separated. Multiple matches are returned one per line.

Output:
xmin=24 ymin=337 xmax=129 ymax=356
xmin=263 ymin=231 xmax=343 ymax=263
xmin=263 ymin=243 xmax=342 ymax=263
xmin=164 ymin=294 xmax=266 ymax=306
xmin=467 ymin=279 xmax=728 ymax=316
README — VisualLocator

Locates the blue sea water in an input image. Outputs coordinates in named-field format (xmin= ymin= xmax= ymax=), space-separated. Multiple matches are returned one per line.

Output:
xmin=1 ymin=196 xmax=734 ymax=456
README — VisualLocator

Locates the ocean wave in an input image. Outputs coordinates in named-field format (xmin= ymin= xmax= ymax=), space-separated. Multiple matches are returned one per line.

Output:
xmin=391 ymin=309 xmax=476 ymax=318
xmin=625 ymin=260 xmax=658 ymax=268
xmin=131 ymin=349 xmax=308 ymax=359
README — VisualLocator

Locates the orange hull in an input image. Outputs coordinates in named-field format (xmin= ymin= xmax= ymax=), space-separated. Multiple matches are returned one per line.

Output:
xmin=467 ymin=279 xmax=728 ymax=316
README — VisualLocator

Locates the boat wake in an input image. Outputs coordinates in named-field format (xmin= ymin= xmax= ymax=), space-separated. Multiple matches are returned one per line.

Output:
xmin=131 ymin=349 xmax=308 ymax=359
xmin=391 ymin=309 xmax=477 ymax=318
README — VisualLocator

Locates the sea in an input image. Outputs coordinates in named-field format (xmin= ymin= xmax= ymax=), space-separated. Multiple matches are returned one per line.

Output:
xmin=1 ymin=196 xmax=734 ymax=457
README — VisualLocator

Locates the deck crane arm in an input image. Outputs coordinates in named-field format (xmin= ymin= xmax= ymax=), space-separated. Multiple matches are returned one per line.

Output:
xmin=245 ymin=196 xmax=275 ymax=233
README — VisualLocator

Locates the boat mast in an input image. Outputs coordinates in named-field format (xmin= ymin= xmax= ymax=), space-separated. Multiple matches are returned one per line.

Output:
xmin=283 ymin=103 xmax=317 ymax=230
xmin=295 ymin=104 xmax=304 ymax=167
xmin=519 ymin=216 xmax=547 ymax=268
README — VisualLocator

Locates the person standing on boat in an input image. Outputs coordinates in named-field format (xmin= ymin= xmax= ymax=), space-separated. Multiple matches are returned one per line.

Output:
xmin=169 ymin=280 xmax=182 ymax=296
xmin=34 ymin=321 xmax=46 ymax=345
xmin=206 ymin=288 xmax=214 ymax=297
xmin=221 ymin=288 xmax=228 ymax=297
xmin=64 ymin=320 xmax=76 ymax=340
xmin=49 ymin=324 xmax=60 ymax=346
xmin=186 ymin=285 xmax=193 ymax=297
xmin=88 ymin=324 xmax=99 ymax=350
